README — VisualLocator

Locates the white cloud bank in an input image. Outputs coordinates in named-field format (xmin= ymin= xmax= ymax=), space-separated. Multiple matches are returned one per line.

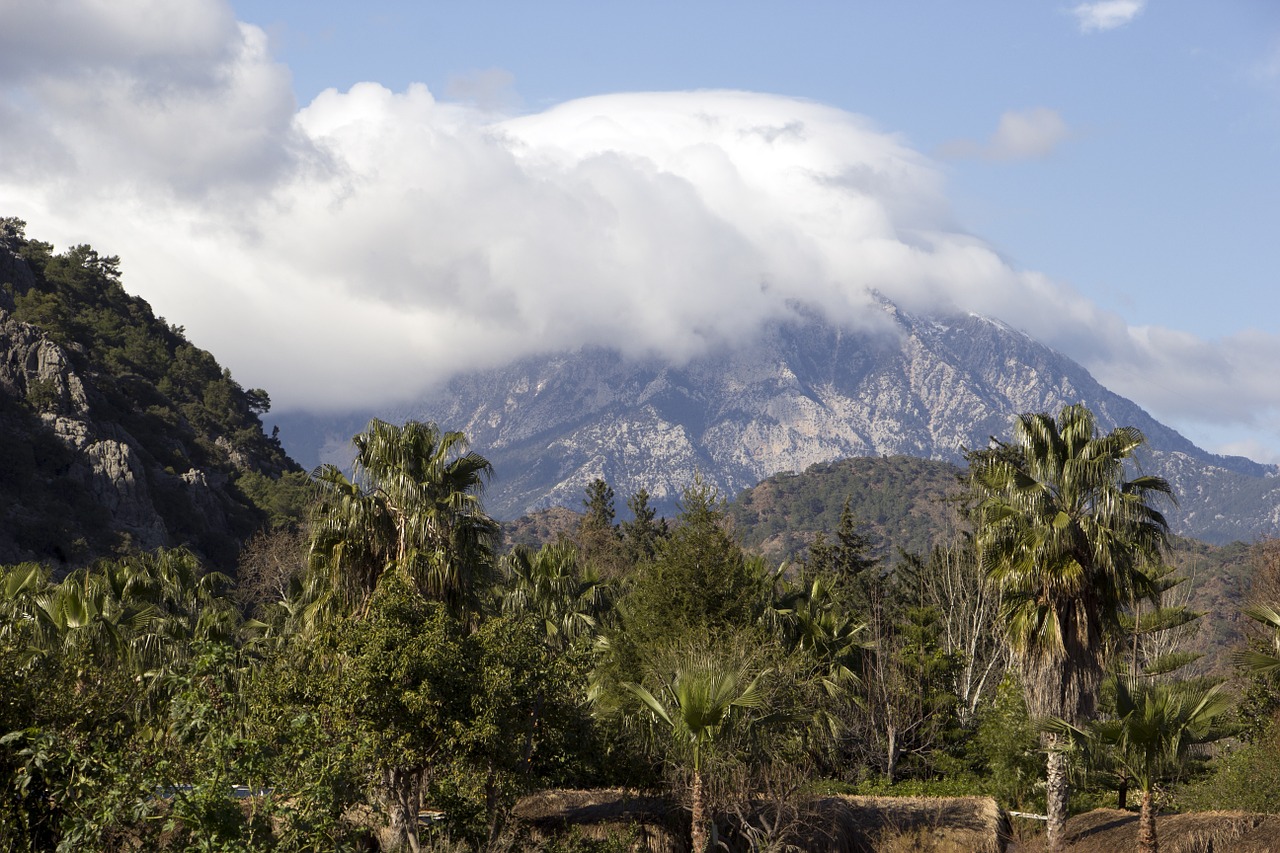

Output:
xmin=1 ymin=0 xmax=1278 ymax=460
xmin=1072 ymin=0 xmax=1146 ymax=33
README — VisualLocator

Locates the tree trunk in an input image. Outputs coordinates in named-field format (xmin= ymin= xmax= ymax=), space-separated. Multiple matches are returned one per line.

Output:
xmin=886 ymin=722 xmax=898 ymax=785
xmin=385 ymin=767 xmax=422 ymax=853
xmin=1138 ymin=788 xmax=1159 ymax=853
xmin=1117 ymin=769 xmax=1128 ymax=810
xmin=1045 ymin=741 xmax=1070 ymax=853
xmin=691 ymin=768 xmax=707 ymax=853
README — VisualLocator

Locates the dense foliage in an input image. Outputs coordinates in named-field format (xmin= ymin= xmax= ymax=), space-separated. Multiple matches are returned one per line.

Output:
xmin=728 ymin=455 xmax=962 ymax=563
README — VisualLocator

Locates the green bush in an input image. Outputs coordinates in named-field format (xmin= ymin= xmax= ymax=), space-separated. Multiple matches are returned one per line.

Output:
xmin=1177 ymin=715 xmax=1280 ymax=813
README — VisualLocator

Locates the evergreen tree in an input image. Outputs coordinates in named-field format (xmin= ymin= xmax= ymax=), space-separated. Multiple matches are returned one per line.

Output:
xmin=576 ymin=478 xmax=627 ymax=579
xmin=621 ymin=488 xmax=667 ymax=565
xmin=807 ymin=497 xmax=879 ymax=615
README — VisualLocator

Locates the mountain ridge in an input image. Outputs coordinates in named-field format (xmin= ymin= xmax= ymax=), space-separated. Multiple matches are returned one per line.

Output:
xmin=273 ymin=299 xmax=1279 ymax=544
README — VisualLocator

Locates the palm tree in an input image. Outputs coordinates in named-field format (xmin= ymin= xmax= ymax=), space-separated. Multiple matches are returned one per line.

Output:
xmin=970 ymin=403 xmax=1173 ymax=852
xmin=1233 ymin=603 xmax=1280 ymax=675
xmin=1046 ymin=677 xmax=1232 ymax=853
xmin=769 ymin=571 xmax=866 ymax=698
xmin=501 ymin=542 xmax=613 ymax=652
xmin=307 ymin=419 xmax=499 ymax=620
xmin=623 ymin=652 xmax=772 ymax=853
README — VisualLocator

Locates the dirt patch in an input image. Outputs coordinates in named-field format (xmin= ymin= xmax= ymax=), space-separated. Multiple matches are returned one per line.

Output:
xmin=512 ymin=789 xmax=1009 ymax=852
xmin=1011 ymin=808 xmax=1280 ymax=853
xmin=513 ymin=788 xmax=686 ymax=852
xmin=803 ymin=795 xmax=1008 ymax=853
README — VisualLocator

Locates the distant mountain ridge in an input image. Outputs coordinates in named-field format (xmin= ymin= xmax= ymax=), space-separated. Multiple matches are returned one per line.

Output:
xmin=275 ymin=299 xmax=1280 ymax=544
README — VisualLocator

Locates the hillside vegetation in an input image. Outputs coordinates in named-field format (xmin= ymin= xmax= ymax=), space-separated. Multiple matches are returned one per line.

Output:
xmin=0 ymin=218 xmax=307 ymax=569
xmin=727 ymin=455 xmax=964 ymax=563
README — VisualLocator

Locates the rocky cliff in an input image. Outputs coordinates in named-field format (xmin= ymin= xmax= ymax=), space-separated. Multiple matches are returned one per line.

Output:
xmin=0 ymin=219 xmax=302 ymax=570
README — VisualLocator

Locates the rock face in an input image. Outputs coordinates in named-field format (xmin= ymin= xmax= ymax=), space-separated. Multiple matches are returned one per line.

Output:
xmin=0 ymin=233 xmax=294 ymax=570
xmin=328 ymin=301 xmax=1277 ymax=544
xmin=0 ymin=307 xmax=166 ymax=557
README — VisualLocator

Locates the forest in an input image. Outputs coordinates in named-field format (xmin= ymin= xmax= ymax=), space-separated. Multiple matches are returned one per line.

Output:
xmin=4 ymin=405 xmax=1280 ymax=853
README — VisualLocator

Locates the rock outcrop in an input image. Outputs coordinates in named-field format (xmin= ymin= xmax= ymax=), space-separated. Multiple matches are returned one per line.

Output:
xmin=0 ymin=229 xmax=297 ymax=570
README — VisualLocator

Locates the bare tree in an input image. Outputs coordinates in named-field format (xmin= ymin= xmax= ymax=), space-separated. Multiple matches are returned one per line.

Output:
xmin=235 ymin=525 xmax=308 ymax=613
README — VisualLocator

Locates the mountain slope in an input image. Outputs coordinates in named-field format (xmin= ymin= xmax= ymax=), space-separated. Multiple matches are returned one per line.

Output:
xmin=0 ymin=218 xmax=304 ymax=570
xmin=271 ymin=298 xmax=1276 ymax=544
xmin=288 ymin=300 xmax=1266 ymax=544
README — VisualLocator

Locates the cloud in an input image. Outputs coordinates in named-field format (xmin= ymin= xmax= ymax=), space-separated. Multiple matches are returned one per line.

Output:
xmin=1071 ymin=0 xmax=1145 ymax=33
xmin=0 ymin=0 xmax=303 ymax=200
xmin=939 ymin=108 xmax=1069 ymax=161
xmin=2 ymin=0 xmax=1279 ymax=462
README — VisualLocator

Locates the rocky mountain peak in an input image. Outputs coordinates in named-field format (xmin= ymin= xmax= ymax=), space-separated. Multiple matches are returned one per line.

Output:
xmin=280 ymin=302 xmax=1266 ymax=545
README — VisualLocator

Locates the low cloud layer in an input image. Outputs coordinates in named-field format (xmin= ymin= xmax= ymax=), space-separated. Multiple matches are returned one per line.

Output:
xmin=1 ymin=0 xmax=1278 ymax=460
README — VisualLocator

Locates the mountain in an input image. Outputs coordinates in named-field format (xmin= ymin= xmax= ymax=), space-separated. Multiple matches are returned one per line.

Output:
xmin=0 ymin=219 xmax=305 ymax=571
xmin=276 ymin=300 xmax=1277 ymax=544
xmin=727 ymin=455 xmax=965 ymax=564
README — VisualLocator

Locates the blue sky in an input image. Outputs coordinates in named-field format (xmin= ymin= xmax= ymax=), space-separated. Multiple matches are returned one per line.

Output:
xmin=2 ymin=1 xmax=1279 ymax=461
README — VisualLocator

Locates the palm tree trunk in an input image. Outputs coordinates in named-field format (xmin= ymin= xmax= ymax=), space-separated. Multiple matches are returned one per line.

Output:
xmin=691 ymin=767 xmax=707 ymax=853
xmin=1045 ymin=741 xmax=1070 ymax=853
xmin=1138 ymin=788 xmax=1159 ymax=853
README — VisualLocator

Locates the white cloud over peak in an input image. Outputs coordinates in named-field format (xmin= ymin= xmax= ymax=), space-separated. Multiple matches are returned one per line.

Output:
xmin=940 ymin=108 xmax=1070 ymax=160
xmin=1072 ymin=0 xmax=1146 ymax=33
xmin=1 ymin=0 xmax=1278 ymax=461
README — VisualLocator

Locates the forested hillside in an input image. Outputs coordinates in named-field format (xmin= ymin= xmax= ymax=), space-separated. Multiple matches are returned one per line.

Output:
xmin=0 ymin=218 xmax=308 ymax=570
xmin=727 ymin=455 xmax=964 ymax=562
xmin=722 ymin=453 xmax=1260 ymax=678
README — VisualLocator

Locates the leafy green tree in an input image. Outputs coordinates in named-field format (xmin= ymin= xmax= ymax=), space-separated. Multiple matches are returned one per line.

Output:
xmin=156 ymin=642 xmax=274 ymax=850
xmin=439 ymin=612 xmax=589 ymax=847
xmin=975 ymin=674 xmax=1043 ymax=811
xmin=1177 ymin=708 xmax=1280 ymax=814
xmin=235 ymin=469 xmax=314 ymax=531
xmin=1047 ymin=677 xmax=1232 ymax=853
xmin=969 ymin=403 xmax=1173 ymax=851
xmin=330 ymin=572 xmax=473 ymax=853
xmin=623 ymin=479 xmax=767 ymax=650
xmin=244 ymin=635 xmax=368 ymax=850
